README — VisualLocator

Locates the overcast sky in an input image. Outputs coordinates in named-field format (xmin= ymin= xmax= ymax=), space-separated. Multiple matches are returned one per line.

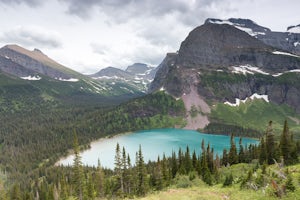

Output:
xmin=0 ymin=0 xmax=299 ymax=74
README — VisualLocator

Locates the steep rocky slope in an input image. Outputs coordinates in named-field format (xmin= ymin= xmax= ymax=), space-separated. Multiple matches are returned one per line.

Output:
xmin=206 ymin=18 xmax=300 ymax=56
xmin=150 ymin=21 xmax=300 ymax=130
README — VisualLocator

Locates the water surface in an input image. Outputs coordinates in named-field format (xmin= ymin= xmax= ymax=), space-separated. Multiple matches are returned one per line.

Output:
xmin=58 ymin=129 xmax=258 ymax=168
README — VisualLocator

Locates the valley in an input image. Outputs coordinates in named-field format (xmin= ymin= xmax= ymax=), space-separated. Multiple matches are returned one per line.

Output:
xmin=0 ymin=16 xmax=300 ymax=199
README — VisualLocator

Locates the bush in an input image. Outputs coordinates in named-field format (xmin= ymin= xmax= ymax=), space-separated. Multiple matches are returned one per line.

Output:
xmin=223 ymin=174 xmax=233 ymax=187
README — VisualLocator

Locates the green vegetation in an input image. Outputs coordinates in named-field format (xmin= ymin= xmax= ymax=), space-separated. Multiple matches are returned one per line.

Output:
xmin=1 ymin=120 xmax=298 ymax=199
xmin=210 ymin=100 xmax=300 ymax=135
xmin=0 ymin=90 xmax=185 ymax=197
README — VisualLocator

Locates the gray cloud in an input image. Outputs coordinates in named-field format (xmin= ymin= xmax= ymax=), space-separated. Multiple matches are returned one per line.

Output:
xmin=0 ymin=26 xmax=62 ymax=49
xmin=0 ymin=0 xmax=42 ymax=7
xmin=60 ymin=0 xmax=220 ymax=24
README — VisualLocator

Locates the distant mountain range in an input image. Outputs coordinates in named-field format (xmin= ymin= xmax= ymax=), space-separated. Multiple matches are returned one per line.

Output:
xmin=0 ymin=44 xmax=157 ymax=96
xmin=90 ymin=63 xmax=157 ymax=92
xmin=150 ymin=18 xmax=300 ymax=131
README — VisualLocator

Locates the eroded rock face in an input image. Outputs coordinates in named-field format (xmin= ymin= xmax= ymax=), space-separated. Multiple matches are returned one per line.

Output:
xmin=205 ymin=18 xmax=300 ymax=56
xmin=150 ymin=21 xmax=300 ymax=114
xmin=0 ymin=45 xmax=73 ymax=79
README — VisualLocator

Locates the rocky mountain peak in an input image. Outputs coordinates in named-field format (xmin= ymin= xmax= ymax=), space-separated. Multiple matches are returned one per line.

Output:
xmin=176 ymin=23 xmax=273 ymax=69
xmin=287 ymin=24 xmax=300 ymax=33
xmin=125 ymin=63 xmax=151 ymax=74
xmin=205 ymin=18 xmax=271 ymax=36
xmin=205 ymin=18 xmax=300 ymax=56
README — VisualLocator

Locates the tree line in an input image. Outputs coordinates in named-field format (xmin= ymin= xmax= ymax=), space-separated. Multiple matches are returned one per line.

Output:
xmin=1 ymin=120 xmax=299 ymax=199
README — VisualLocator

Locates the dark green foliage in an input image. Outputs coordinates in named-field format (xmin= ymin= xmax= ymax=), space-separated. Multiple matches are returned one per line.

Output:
xmin=72 ymin=132 xmax=87 ymax=200
xmin=280 ymin=120 xmax=298 ymax=165
xmin=228 ymin=134 xmax=238 ymax=165
xmin=135 ymin=145 xmax=148 ymax=196
xmin=203 ymin=123 xmax=262 ymax=138
xmin=285 ymin=175 xmax=296 ymax=192
xmin=223 ymin=174 xmax=233 ymax=187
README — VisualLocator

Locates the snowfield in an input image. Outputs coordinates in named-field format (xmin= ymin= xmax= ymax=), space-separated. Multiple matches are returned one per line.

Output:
xmin=20 ymin=75 xmax=41 ymax=80
xmin=224 ymin=93 xmax=269 ymax=107
xmin=232 ymin=65 xmax=269 ymax=75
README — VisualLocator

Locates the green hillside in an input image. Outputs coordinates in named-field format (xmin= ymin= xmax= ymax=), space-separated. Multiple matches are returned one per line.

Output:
xmin=209 ymin=99 xmax=300 ymax=135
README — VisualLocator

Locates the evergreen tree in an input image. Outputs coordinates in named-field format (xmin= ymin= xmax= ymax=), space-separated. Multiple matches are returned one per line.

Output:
xmin=222 ymin=149 xmax=228 ymax=166
xmin=184 ymin=146 xmax=193 ymax=173
xmin=238 ymin=137 xmax=245 ymax=163
xmin=177 ymin=148 xmax=185 ymax=174
xmin=192 ymin=150 xmax=197 ymax=170
xmin=72 ymin=132 xmax=87 ymax=200
xmin=95 ymin=160 xmax=104 ymax=197
xmin=162 ymin=153 xmax=170 ymax=186
xmin=136 ymin=145 xmax=148 ymax=196
xmin=87 ymin=173 xmax=96 ymax=199
xmin=265 ymin=121 xmax=276 ymax=164
xmin=126 ymin=154 xmax=133 ymax=195
xmin=228 ymin=134 xmax=238 ymax=165
xmin=121 ymin=147 xmax=128 ymax=194
xmin=171 ymin=151 xmax=178 ymax=178
xmin=259 ymin=137 xmax=266 ymax=164
xmin=114 ymin=143 xmax=124 ymax=194
xmin=280 ymin=120 xmax=294 ymax=165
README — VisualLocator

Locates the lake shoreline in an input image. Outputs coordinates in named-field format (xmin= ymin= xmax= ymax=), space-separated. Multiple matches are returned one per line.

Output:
xmin=56 ymin=128 xmax=259 ymax=169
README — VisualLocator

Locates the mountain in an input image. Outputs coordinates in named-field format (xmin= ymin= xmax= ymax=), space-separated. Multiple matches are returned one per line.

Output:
xmin=205 ymin=18 xmax=300 ymax=55
xmin=0 ymin=44 xmax=144 ymax=109
xmin=0 ymin=44 xmax=80 ymax=79
xmin=90 ymin=63 xmax=157 ymax=92
xmin=150 ymin=20 xmax=300 ymax=132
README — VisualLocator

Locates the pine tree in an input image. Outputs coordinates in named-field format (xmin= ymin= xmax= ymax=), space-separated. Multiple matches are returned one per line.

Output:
xmin=265 ymin=121 xmax=276 ymax=164
xmin=87 ymin=173 xmax=96 ymax=199
xmin=228 ymin=134 xmax=238 ymax=165
xmin=121 ymin=147 xmax=128 ymax=194
xmin=136 ymin=145 xmax=148 ymax=196
xmin=280 ymin=120 xmax=292 ymax=165
xmin=259 ymin=137 xmax=267 ymax=164
xmin=222 ymin=149 xmax=228 ymax=166
xmin=178 ymin=148 xmax=185 ymax=174
xmin=95 ymin=160 xmax=104 ymax=197
xmin=126 ymin=154 xmax=133 ymax=195
xmin=238 ymin=137 xmax=245 ymax=163
xmin=114 ymin=143 xmax=124 ymax=194
xmin=171 ymin=151 xmax=178 ymax=178
xmin=184 ymin=146 xmax=193 ymax=173
xmin=72 ymin=132 xmax=87 ymax=200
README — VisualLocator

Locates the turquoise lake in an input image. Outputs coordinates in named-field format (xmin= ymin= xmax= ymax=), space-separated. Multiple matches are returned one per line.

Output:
xmin=58 ymin=129 xmax=258 ymax=169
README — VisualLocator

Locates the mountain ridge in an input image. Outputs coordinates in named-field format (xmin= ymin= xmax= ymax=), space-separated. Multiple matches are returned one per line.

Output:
xmin=150 ymin=19 xmax=300 ymax=130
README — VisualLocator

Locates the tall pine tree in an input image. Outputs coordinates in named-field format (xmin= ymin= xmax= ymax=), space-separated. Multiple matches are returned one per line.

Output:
xmin=72 ymin=131 xmax=87 ymax=200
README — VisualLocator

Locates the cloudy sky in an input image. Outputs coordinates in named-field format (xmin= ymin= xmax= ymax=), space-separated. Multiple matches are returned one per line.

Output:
xmin=0 ymin=0 xmax=299 ymax=74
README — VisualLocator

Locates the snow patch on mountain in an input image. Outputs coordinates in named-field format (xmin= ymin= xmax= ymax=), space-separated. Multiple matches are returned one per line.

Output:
xmin=287 ymin=26 xmax=300 ymax=33
xmin=232 ymin=65 xmax=269 ymax=75
xmin=20 ymin=75 xmax=41 ymax=80
xmin=273 ymin=69 xmax=300 ymax=77
xmin=272 ymin=51 xmax=300 ymax=58
xmin=224 ymin=93 xmax=269 ymax=107
xmin=55 ymin=77 xmax=79 ymax=82
xmin=206 ymin=19 xmax=266 ymax=36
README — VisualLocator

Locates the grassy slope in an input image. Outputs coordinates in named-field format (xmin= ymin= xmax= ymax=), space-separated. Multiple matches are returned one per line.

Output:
xmin=210 ymin=99 xmax=300 ymax=135
xmin=138 ymin=163 xmax=300 ymax=200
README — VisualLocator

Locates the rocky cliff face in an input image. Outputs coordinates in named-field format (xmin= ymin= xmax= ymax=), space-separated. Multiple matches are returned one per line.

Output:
xmin=150 ymin=20 xmax=300 ymax=127
xmin=206 ymin=18 xmax=300 ymax=56
xmin=0 ymin=45 xmax=78 ymax=79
